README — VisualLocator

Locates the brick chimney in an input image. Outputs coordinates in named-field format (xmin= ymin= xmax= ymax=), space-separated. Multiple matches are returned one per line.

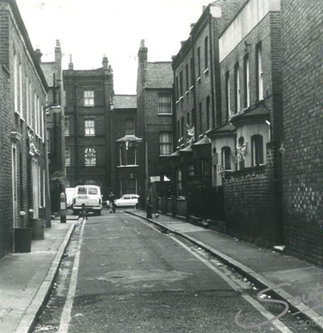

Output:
xmin=102 ymin=55 xmax=109 ymax=70
xmin=68 ymin=54 xmax=74 ymax=70
xmin=35 ymin=48 xmax=42 ymax=63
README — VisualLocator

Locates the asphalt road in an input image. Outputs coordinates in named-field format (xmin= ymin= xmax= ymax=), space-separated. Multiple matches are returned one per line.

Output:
xmin=33 ymin=209 xmax=322 ymax=333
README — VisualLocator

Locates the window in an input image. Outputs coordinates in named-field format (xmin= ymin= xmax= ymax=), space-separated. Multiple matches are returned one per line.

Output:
xmin=201 ymin=158 xmax=210 ymax=176
xmin=119 ymin=142 xmax=137 ymax=165
xmin=65 ymin=117 xmax=70 ymax=136
xmin=204 ymin=36 xmax=209 ymax=70
xmin=244 ymin=54 xmax=250 ymax=108
xmin=256 ymin=42 xmax=264 ymax=101
xmin=158 ymin=94 xmax=172 ymax=114
xmin=14 ymin=53 xmax=18 ymax=112
xmin=19 ymin=63 xmax=23 ymax=117
xmin=226 ymin=72 xmax=231 ymax=118
xmin=179 ymin=71 xmax=183 ymax=97
xmin=188 ymin=163 xmax=194 ymax=176
xmin=85 ymin=148 xmax=96 ymax=166
xmin=181 ymin=118 xmax=184 ymax=138
xmin=176 ymin=76 xmax=179 ymax=100
xmin=65 ymin=148 xmax=71 ymax=167
xmin=234 ymin=63 xmax=240 ymax=113
xmin=199 ymin=102 xmax=202 ymax=133
xmin=25 ymin=76 xmax=29 ymax=123
xmin=190 ymin=58 xmax=194 ymax=86
xmin=206 ymin=96 xmax=211 ymax=130
xmin=197 ymin=47 xmax=201 ymax=77
xmin=187 ymin=112 xmax=190 ymax=127
xmin=251 ymin=134 xmax=264 ymax=166
xmin=185 ymin=64 xmax=189 ymax=91
xmin=85 ymin=119 xmax=95 ymax=136
xmin=84 ymin=90 xmax=94 ymax=106
xmin=125 ymin=119 xmax=135 ymax=135
xmin=221 ymin=147 xmax=231 ymax=171
xmin=159 ymin=132 xmax=172 ymax=155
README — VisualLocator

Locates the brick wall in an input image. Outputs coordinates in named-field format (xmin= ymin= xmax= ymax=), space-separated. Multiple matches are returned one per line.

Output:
xmin=281 ymin=0 xmax=323 ymax=265
xmin=0 ymin=65 xmax=13 ymax=257
xmin=224 ymin=143 xmax=283 ymax=247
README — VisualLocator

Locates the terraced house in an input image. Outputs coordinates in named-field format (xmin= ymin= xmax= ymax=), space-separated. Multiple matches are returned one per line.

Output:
xmin=209 ymin=0 xmax=283 ymax=246
xmin=0 ymin=0 xmax=49 ymax=257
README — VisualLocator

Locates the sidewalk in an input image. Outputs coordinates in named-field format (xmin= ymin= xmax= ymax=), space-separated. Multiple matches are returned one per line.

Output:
xmin=0 ymin=218 xmax=76 ymax=333
xmin=128 ymin=210 xmax=323 ymax=329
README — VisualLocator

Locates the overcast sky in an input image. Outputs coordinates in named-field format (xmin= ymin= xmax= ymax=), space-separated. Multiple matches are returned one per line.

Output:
xmin=16 ymin=0 xmax=209 ymax=94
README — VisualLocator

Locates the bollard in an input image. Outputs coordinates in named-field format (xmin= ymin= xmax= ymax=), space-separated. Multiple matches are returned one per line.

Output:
xmin=60 ymin=192 xmax=66 ymax=223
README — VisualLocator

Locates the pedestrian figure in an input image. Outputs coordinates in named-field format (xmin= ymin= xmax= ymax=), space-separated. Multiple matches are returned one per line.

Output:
xmin=78 ymin=203 xmax=88 ymax=222
xmin=109 ymin=192 xmax=116 ymax=213
xmin=146 ymin=196 xmax=152 ymax=218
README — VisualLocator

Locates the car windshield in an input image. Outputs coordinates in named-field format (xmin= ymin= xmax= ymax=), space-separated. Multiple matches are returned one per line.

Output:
xmin=89 ymin=188 xmax=98 ymax=195
xmin=77 ymin=187 xmax=87 ymax=195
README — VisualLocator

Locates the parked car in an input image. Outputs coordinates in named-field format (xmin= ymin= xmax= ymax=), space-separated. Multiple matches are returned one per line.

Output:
xmin=66 ymin=187 xmax=76 ymax=208
xmin=73 ymin=185 xmax=102 ymax=216
xmin=113 ymin=194 xmax=140 ymax=208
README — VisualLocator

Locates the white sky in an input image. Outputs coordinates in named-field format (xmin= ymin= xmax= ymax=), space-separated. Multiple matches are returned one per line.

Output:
xmin=16 ymin=0 xmax=210 ymax=94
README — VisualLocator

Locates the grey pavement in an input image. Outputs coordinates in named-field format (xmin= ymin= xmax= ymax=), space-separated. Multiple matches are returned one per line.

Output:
xmin=0 ymin=218 xmax=76 ymax=333
xmin=128 ymin=210 xmax=323 ymax=330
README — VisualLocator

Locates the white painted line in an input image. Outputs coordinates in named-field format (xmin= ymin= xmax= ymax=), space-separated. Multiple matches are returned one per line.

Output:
xmin=171 ymin=236 xmax=294 ymax=333
xmin=57 ymin=219 xmax=86 ymax=333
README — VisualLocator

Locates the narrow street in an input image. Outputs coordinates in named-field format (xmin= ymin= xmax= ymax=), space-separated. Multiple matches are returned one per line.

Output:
xmin=32 ymin=209 xmax=322 ymax=333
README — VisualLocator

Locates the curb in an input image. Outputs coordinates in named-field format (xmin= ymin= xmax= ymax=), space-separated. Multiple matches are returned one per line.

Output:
xmin=15 ymin=222 xmax=76 ymax=333
xmin=127 ymin=211 xmax=323 ymax=330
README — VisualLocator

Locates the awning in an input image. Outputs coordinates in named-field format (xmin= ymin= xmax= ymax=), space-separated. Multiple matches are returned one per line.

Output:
xmin=116 ymin=135 xmax=143 ymax=143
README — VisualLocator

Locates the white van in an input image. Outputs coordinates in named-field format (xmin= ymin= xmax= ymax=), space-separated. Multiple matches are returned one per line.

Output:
xmin=66 ymin=187 xmax=76 ymax=208
xmin=73 ymin=185 xmax=102 ymax=216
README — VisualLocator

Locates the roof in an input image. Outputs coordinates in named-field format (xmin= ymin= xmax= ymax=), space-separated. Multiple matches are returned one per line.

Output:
xmin=194 ymin=136 xmax=211 ymax=146
xmin=146 ymin=62 xmax=173 ymax=89
xmin=41 ymin=62 xmax=56 ymax=87
xmin=114 ymin=95 xmax=137 ymax=109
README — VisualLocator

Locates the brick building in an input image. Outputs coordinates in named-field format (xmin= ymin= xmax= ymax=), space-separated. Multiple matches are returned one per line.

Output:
xmin=170 ymin=0 xmax=248 ymax=218
xmin=111 ymin=94 xmax=142 ymax=197
xmin=136 ymin=40 xmax=173 ymax=207
xmin=281 ymin=0 xmax=323 ymax=265
xmin=63 ymin=56 xmax=114 ymax=200
xmin=0 ymin=0 xmax=49 ymax=257
xmin=208 ymin=0 xmax=283 ymax=246
xmin=40 ymin=40 xmax=65 ymax=213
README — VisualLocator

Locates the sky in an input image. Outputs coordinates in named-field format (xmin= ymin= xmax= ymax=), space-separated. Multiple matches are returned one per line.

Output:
xmin=16 ymin=0 xmax=210 ymax=94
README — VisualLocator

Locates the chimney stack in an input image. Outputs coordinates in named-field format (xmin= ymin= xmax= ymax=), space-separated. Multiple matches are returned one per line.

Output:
xmin=102 ymin=55 xmax=109 ymax=70
xmin=35 ymin=48 xmax=42 ymax=63
xmin=68 ymin=54 xmax=74 ymax=70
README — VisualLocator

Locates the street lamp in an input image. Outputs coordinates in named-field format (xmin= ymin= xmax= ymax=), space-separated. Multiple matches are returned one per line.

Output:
xmin=44 ymin=104 xmax=61 ymax=227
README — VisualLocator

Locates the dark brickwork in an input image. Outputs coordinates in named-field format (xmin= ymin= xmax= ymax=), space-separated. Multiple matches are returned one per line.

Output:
xmin=0 ymin=1 xmax=48 ymax=258
xmin=224 ymin=143 xmax=283 ymax=246
xmin=63 ymin=61 xmax=114 ymax=200
xmin=281 ymin=0 xmax=323 ymax=265
xmin=0 ymin=65 xmax=13 ymax=257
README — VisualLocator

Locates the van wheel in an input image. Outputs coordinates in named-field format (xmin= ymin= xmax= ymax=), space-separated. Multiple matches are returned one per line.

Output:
xmin=97 ymin=210 xmax=101 ymax=216
xmin=73 ymin=210 xmax=77 ymax=215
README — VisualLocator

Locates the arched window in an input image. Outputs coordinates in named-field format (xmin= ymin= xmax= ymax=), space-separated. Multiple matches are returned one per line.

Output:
xmin=251 ymin=134 xmax=264 ymax=166
xmin=221 ymin=146 xmax=231 ymax=171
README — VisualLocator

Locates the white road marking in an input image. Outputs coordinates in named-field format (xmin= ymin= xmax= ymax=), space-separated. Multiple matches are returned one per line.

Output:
xmin=170 ymin=236 xmax=294 ymax=333
xmin=57 ymin=219 xmax=86 ymax=333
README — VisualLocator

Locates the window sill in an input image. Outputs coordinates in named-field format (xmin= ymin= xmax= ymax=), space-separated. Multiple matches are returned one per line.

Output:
xmin=117 ymin=165 xmax=139 ymax=168
xmin=190 ymin=85 xmax=194 ymax=90
xmin=158 ymin=113 xmax=173 ymax=116
xmin=197 ymin=77 xmax=201 ymax=83
xmin=185 ymin=91 xmax=189 ymax=96
xmin=203 ymin=68 xmax=209 ymax=74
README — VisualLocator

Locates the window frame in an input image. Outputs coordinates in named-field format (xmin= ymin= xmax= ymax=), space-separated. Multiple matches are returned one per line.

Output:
xmin=159 ymin=132 xmax=173 ymax=156
xmin=251 ymin=134 xmax=264 ymax=166
xmin=256 ymin=42 xmax=264 ymax=101
xmin=84 ymin=119 xmax=95 ymax=136
xmin=85 ymin=147 xmax=97 ymax=166
xmin=158 ymin=94 xmax=172 ymax=114
xmin=84 ymin=90 xmax=95 ymax=107
xmin=243 ymin=54 xmax=250 ymax=108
